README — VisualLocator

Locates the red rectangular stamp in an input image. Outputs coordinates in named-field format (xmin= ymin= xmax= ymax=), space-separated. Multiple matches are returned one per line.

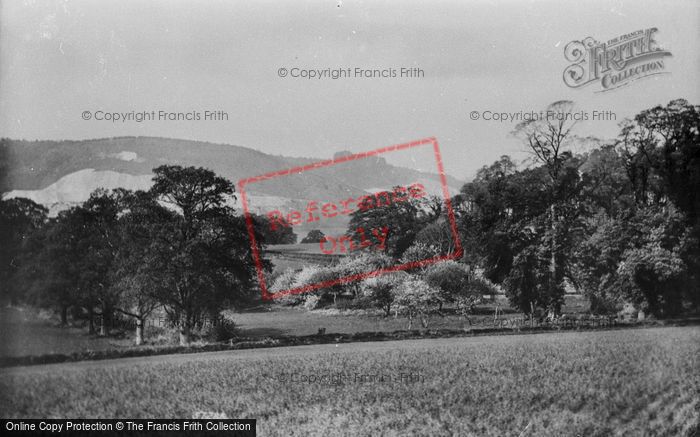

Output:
xmin=238 ymin=137 xmax=462 ymax=301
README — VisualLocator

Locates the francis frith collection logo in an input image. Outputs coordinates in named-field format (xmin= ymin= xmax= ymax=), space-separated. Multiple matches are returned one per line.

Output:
xmin=563 ymin=28 xmax=672 ymax=92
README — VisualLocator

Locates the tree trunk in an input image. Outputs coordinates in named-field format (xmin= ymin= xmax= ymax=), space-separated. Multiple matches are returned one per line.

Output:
xmin=179 ymin=321 xmax=190 ymax=345
xmin=60 ymin=306 xmax=68 ymax=326
xmin=550 ymin=203 xmax=558 ymax=310
xmin=88 ymin=308 xmax=95 ymax=334
xmin=135 ymin=317 xmax=144 ymax=346
xmin=100 ymin=316 xmax=106 ymax=336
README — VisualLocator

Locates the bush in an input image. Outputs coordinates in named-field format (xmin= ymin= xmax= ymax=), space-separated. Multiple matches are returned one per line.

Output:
xmin=303 ymin=295 xmax=320 ymax=310
xmin=393 ymin=278 xmax=440 ymax=329
xmin=361 ymin=271 xmax=409 ymax=315
xmin=292 ymin=265 xmax=324 ymax=289
xmin=270 ymin=269 xmax=305 ymax=306
xmin=400 ymin=242 xmax=441 ymax=266
xmin=204 ymin=319 xmax=237 ymax=342
xmin=301 ymin=230 xmax=325 ymax=244
xmin=423 ymin=260 xmax=472 ymax=306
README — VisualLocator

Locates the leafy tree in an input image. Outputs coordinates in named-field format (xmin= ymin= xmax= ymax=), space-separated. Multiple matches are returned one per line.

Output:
xmin=613 ymin=206 xmax=688 ymax=317
xmin=147 ymin=165 xmax=261 ymax=344
xmin=400 ymin=241 xmax=442 ymax=268
xmin=0 ymin=198 xmax=47 ymax=302
xmin=512 ymin=101 xmax=580 ymax=316
xmin=301 ymin=229 xmax=325 ymax=244
xmin=423 ymin=260 xmax=472 ymax=311
xmin=19 ymin=215 xmax=77 ymax=325
xmin=361 ymin=271 xmax=408 ymax=316
xmin=23 ymin=194 xmax=120 ymax=333
xmin=570 ymin=212 xmax=629 ymax=314
xmin=412 ymin=218 xmax=460 ymax=257
xmin=503 ymin=240 xmax=560 ymax=317
xmin=618 ymin=99 xmax=700 ymax=219
xmin=346 ymin=186 xmax=424 ymax=258
xmin=392 ymin=278 xmax=440 ymax=329
xmin=458 ymin=157 xmax=550 ymax=284
xmin=110 ymin=190 xmax=172 ymax=344
xmin=250 ymin=213 xmax=297 ymax=244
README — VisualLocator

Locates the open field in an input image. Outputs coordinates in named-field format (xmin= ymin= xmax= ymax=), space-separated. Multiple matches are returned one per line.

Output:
xmin=1 ymin=327 xmax=698 ymax=436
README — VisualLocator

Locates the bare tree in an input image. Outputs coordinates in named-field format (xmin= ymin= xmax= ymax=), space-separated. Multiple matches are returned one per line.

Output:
xmin=512 ymin=100 xmax=578 ymax=317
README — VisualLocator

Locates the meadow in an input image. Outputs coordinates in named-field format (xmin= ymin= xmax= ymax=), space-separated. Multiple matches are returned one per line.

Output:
xmin=0 ymin=295 xmax=589 ymax=358
xmin=1 ymin=327 xmax=698 ymax=436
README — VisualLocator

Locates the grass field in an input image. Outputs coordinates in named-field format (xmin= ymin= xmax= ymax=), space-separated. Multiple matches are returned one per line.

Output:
xmin=1 ymin=327 xmax=697 ymax=436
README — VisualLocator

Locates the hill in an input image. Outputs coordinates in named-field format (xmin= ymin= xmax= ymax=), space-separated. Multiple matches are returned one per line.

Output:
xmin=1 ymin=137 xmax=464 ymax=235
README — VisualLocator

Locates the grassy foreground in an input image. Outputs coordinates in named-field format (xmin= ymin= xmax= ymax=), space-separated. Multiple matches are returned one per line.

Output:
xmin=1 ymin=327 xmax=698 ymax=436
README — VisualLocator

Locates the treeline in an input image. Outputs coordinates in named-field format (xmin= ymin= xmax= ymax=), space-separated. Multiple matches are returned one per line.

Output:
xmin=0 ymin=165 xmax=283 ymax=345
xmin=272 ymin=99 xmax=700 ymax=321
xmin=1 ymin=99 xmax=698 ymax=341
xmin=460 ymin=99 xmax=700 ymax=318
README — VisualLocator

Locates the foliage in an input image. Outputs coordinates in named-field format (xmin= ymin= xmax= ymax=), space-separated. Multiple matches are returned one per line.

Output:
xmin=0 ymin=198 xmax=47 ymax=302
xmin=301 ymin=229 xmax=325 ymax=244
xmin=346 ymin=186 xmax=425 ymax=258
xmin=399 ymin=241 xmax=441 ymax=266
xmin=392 ymin=278 xmax=440 ymax=329
xmin=147 ymin=165 xmax=262 ymax=344
xmin=360 ymin=271 xmax=409 ymax=316
xmin=248 ymin=213 xmax=297 ymax=245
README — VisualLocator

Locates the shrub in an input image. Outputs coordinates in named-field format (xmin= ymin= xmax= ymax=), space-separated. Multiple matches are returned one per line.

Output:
xmin=361 ymin=271 xmax=409 ymax=316
xmin=301 ymin=230 xmax=325 ymax=244
xmin=204 ymin=319 xmax=237 ymax=342
xmin=270 ymin=269 xmax=298 ymax=294
xmin=392 ymin=278 xmax=440 ymax=329
xmin=270 ymin=269 xmax=306 ymax=306
xmin=455 ymin=276 xmax=495 ymax=319
xmin=423 ymin=260 xmax=471 ymax=308
xmin=291 ymin=265 xmax=324 ymax=289
xmin=303 ymin=295 xmax=320 ymax=310
xmin=400 ymin=242 xmax=441 ymax=266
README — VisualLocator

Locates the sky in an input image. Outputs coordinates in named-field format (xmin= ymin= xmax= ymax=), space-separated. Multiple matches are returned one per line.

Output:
xmin=1 ymin=0 xmax=698 ymax=179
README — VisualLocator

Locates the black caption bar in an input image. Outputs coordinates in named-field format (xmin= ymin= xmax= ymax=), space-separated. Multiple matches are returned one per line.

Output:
xmin=2 ymin=420 xmax=256 ymax=436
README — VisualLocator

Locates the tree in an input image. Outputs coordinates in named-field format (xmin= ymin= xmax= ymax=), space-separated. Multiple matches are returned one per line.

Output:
xmin=392 ymin=278 xmax=440 ymax=329
xmin=423 ymin=260 xmax=472 ymax=312
xmin=250 ymin=213 xmax=297 ymax=244
xmin=618 ymin=99 xmax=700 ymax=220
xmin=110 ymin=190 xmax=171 ymax=344
xmin=362 ymin=271 xmax=408 ymax=316
xmin=0 ymin=198 xmax=47 ymax=302
xmin=504 ymin=240 xmax=559 ymax=317
xmin=513 ymin=101 xmax=581 ymax=316
xmin=19 ymin=215 xmax=77 ymax=326
xmin=346 ymin=186 xmax=425 ymax=258
xmin=24 ymin=195 xmax=120 ymax=333
xmin=148 ymin=165 xmax=261 ymax=345
xmin=301 ymin=229 xmax=325 ymax=244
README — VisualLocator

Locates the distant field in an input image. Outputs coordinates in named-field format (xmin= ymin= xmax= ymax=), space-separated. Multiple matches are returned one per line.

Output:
xmin=267 ymin=243 xmax=337 ymax=255
xmin=1 ymin=327 xmax=697 ymax=436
